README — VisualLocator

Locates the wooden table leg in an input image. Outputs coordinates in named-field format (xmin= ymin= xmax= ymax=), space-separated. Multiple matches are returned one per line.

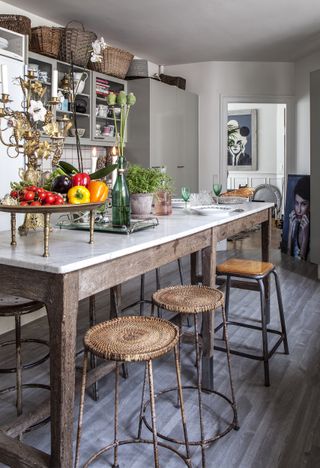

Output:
xmin=190 ymin=252 xmax=198 ymax=285
xmin=46 ymin=272 xmax=79 ymax=468
xmin=110 ymin=285 xmax=122 ymax=319
xmin=261 ymin=208 xmax=271 ymax=323
xmin=201 ymin=229 xmax=217 ymax=390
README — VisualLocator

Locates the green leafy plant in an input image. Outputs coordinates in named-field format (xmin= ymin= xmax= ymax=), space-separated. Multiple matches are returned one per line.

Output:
xmin=126 ymin=165 xmax=171 ymax=194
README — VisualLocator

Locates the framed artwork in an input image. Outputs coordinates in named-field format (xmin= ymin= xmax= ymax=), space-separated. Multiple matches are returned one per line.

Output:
xmin=281 ymin=174 xmax=310 ymax=260
xmin=227 ymin=109 xmax=257 ymax=171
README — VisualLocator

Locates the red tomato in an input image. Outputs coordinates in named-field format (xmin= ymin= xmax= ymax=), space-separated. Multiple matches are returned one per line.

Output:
xmin=54 ymin=197 xmax=64 ymax=205
xmin=37 ymin=191 xmax=47 ymax=202
xmin=10 ymin=190 xmax=18 ymax=199
xmin=19 ymin=201 xmax=28 ymax=206
xmin=24 ymin=191 xmax=35 ymax=201
xmin=30 ymin=201 xmax=41 ymax=206
xmin=26 ymin=185 xmax=37 ymax=192
xmin=36 ymin=187 xmax=45 ymax=194
xmin=45 ymin=193 xmax=56 ymax=205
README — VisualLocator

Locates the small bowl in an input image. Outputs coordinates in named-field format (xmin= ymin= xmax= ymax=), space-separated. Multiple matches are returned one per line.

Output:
xmin=69 ymin=128 xmax=85 ymax=138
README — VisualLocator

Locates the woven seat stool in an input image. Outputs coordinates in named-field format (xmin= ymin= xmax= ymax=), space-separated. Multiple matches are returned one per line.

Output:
xmin=142 ymin=285 xmax=239 ymax=468
xmin=215 ymin=258 xmax=289 ymax=387
xmin=0 ymin=294 xmax=50 ymax=431
xmin=75 ymin=316 xmax=192 ymax=468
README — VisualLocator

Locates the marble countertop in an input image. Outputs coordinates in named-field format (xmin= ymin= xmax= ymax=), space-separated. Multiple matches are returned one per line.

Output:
xmin=0 ymin=202 xmax=273 ymax=274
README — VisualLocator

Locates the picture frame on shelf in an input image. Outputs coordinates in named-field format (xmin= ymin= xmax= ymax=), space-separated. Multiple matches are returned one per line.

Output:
xmin=227 ymin=109 xmax=257 ymax=171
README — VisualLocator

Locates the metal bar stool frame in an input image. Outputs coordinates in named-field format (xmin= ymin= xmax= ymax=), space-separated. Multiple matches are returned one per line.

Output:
xmin=141 ymin=285 xmax=239 ymax=468
xmin=0 ymin=296 xmax=50 ymax=432
xmin=214 ymin=265 xmax=289 ymax=387
xmin=74 ymin=316 xmax=192 ymax=468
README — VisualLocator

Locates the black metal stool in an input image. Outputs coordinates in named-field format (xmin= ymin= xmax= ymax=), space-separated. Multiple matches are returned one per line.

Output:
xmin=75 ymin=316 xmax=191 ymax=468
xmin=0 ymin=295 xmax=50 ymax=430
xmin=215 ymin=258 xmax=289 ymax=387
xmin=142 ymin=285 xmax=239 ymax=468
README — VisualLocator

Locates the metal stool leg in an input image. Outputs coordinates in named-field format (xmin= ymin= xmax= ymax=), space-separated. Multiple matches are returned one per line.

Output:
xmin=89 ymin=296 xmax=99 ymax=401
xmin=194 ymin=314 xmax=206 ymax=467
xmin=15 ymin=313 xmax=22 ymax=417
xmin=221 ymin=305 xmax=239 ymax=430
xmin=137 ymin=363 xmax=148 ymax=439
xmin=112 ymin=363 xmax=120 ymax=468
xmin=178 ymin=258 xmax=184 ymax=285
xmin=147 ymin=360 xmax=159 ymax=468
xmin=272 ymin=270 xmax=289 ymax=354
xmin=258 ymin=279 xmax=270 ymax=387
xmin=174 ymin=344 xmax=191 ymax=465
xmin=140 ymin=274 xmax=146 ymax=316
xmin=74 ymin=350 xmax=89 ymax=468
xmin=155 ymin=269 xmax=161 ymax=318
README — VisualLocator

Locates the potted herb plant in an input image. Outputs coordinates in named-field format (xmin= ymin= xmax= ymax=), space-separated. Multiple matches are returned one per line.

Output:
xmin=126 ymin=165 xmax=171 ymax=216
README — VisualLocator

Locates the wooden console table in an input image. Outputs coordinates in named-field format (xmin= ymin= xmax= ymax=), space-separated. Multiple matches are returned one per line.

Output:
xmin=0 ymin=202 xmax=272 ymax=467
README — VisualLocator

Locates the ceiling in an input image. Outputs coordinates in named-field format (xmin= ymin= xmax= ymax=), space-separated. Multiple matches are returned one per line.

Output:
xmin=8 ymin=0 xmax=320 ymax=64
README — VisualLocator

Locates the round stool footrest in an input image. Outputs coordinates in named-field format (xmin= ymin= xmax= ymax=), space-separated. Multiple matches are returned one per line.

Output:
xmin=84 ymin=438 xmax=191 ymax=467
xmin=0 ymin=383 xmax=50 ymax=432
xmin=142 ymin=385 xmax=238 ymax=446
xmin=0 ymin=338 xmax=49 ymax=373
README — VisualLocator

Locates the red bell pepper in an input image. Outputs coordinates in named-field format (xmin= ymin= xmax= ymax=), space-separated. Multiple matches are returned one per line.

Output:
xmin=72 ymin=172 xmax=91 ymax=188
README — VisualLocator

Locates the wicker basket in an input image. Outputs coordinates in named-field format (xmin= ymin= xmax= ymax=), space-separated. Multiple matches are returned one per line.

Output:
xmin=90 ymin=47 xmax=134 ymax=79
xmin=0 ymin=15 xmax=31 ymax=36
xmin=30 ymin=26 xmax=62 ymax=59
xmin=60 ymin=21 xmax=97 ymax=67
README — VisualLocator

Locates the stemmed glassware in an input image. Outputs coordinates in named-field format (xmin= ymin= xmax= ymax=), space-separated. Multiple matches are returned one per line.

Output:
xmin=213 ymin=183 xmax=222 ymax=204
xmin=181 ymin=186 xmax=191 ymax=209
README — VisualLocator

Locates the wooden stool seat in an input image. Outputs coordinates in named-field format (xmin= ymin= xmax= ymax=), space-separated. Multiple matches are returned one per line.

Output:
xmin=216 ymin=258 xmax=274 ymax=278
xmin=84 ymin=316 xmax=179 ymax=363
xmin=152 ymin=285 xmax=224 ymax=314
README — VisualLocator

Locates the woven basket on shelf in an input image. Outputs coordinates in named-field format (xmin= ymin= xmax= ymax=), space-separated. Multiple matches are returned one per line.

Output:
xmin=60 ymin=21 xmax=96 ymax=67
xmin=0 ymin=15 xmax=31 ymax=36
xmin=30 ymin=26 xmax=62 ymax=59
xmin=90 ymin=47 xmax=134 ymax=79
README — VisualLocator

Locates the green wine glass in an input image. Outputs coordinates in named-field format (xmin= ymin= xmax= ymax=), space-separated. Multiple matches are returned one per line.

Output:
xmin=181 ymin=186 xmax=191 ymax=209
xmin=213 ymin=183 xmax=222 ymax=203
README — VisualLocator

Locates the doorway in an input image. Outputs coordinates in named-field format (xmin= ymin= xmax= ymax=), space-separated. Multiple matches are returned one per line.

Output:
xmin=220 ymin=95 xmax=294 ymax=214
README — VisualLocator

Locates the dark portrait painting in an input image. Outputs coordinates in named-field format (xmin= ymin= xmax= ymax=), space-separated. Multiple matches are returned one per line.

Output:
xmin=227 ymin=109 xmax=257 ymax=171
xmin=281 ymin=174 xmax=310 ymax=260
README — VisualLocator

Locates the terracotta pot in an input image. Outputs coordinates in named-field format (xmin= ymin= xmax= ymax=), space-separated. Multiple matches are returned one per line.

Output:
xmin=130 ymin=193 xmax=153 ymax=216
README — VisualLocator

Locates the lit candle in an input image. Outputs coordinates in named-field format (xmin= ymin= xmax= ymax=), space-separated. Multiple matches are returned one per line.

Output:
xmin=111 ymin=146 xmax=117 ymax=188
xmin=1 ymin=64 xmax=8 ymax=95
xmin=91 ymin=147 xmax=97 ymax=173
xmin=51 ymin=70 xmax=58 ymax=98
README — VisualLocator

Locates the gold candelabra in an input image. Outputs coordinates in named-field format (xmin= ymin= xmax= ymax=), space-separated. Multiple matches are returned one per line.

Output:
xmin=0 ymin=69 xmax=72 ymax=181
xmin=0 ymin=69 xmax=72 ymax=233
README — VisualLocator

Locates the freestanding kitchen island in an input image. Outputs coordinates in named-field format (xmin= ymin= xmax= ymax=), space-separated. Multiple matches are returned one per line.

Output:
xmin=0 ymin=202 xmax=272 ymax=467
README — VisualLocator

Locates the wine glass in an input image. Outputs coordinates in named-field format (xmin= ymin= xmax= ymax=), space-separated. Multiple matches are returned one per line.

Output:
xmin=181 ymin=186 xmax=191 ymax=209
xmin=213 ymin=183 xmax=222 ymax=204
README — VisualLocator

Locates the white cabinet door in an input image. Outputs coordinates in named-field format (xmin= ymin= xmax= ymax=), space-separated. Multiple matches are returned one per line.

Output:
xmin=0 ymin=55 xmax=24 ymax=230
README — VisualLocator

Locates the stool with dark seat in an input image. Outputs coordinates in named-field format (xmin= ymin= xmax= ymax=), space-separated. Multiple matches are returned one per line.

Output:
xmin=215 ymin=258 xmax=289 ymax=387
xmin=0 ymin=294 xmax=50 ymax=430
xmin=75 ymin=316 xmax=191 ymax=468
xmin=142 ymin=285 xmax=238 ymax=468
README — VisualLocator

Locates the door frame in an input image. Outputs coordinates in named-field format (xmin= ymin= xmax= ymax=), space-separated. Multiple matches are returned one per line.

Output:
xmin=219 ymin=94 xmax=294 ymax=203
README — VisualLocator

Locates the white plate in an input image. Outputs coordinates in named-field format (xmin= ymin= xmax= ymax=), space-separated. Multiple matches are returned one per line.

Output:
xmin=172 ymin=199 xmax=185 ymax=208
xmin=189 ymin=205 xmax=233 ymax=216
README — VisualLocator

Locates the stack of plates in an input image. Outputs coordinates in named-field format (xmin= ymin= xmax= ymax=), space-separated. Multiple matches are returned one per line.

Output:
xmin=0 ymin=37 xmax=8 ymax=50
xmin=189 ymin=205 xmax=233 ymax=216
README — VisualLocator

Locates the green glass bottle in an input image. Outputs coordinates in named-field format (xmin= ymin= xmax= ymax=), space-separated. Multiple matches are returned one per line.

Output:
xmin=112 ymin=156 xmax=131 ymax=227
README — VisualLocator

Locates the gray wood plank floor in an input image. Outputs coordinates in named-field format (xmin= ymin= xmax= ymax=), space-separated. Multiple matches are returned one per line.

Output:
xmin=0 ymin=228 xmax=320 ymax=468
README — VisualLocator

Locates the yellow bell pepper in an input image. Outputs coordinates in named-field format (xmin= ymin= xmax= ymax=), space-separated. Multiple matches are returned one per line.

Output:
xmin=67 ymin=186 xmax=90 ymax=204
xmin=88 ymin=180 xmax=109 ymax=203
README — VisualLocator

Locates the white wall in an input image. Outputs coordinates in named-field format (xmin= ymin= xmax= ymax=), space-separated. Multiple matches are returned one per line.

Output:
xmin=294 ymin=51 xmax=320 ymax=175
xmin=0 ymin=1 xmax=62 ymax=26
xmin=165 ymin=61 xmax=294 ymax=191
